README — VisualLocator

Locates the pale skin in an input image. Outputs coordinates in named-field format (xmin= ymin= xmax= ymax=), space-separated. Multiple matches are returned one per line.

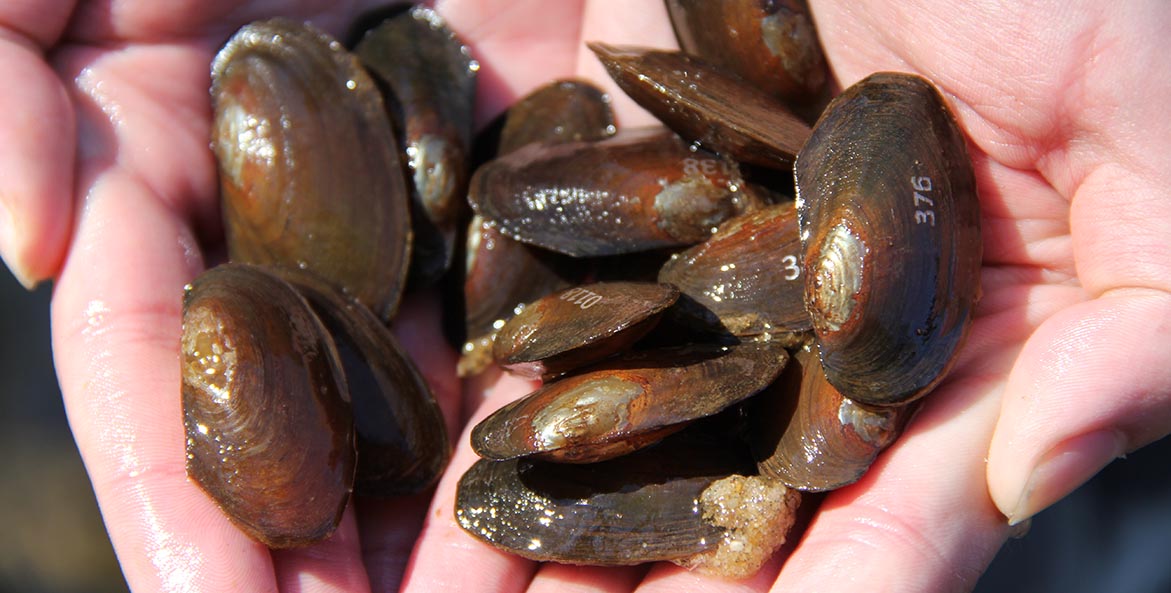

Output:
xmin=4 ymin=0 xmax=1169 ymax=591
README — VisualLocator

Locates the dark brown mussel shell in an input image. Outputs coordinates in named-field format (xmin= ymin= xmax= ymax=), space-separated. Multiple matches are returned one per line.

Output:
xmin=471 ymin=341 xmax=788 ymax=463
xmin=659 ymin=202 xmax=809 ymax=342
xmin=469 ymin=127 xmax=764 ymax=257
xmin=286 ymin=273 xmax=451 ymax=496
xmin=752 ymin=347 xmax=910 ymax=491
xmin=181 ymin=263 xmax=354 ymax=548
xmin=212 ymin=19 xmax=411 ymax=321
xmin=589 ymin=43 xmax=810 ymax=169
xmin=459 ymin=216 xmax=583 ymax=377
xmin=795 ymin=72 xmax=981 ymax=406
xmin=492 ymin=282 xmax=679 ymax=379
xmin=497 ymin=79 xmax=616 ymax=154
xmin=355 ymin=6 xmax=477 ymax=286
xmin=665 ymin=0 xmax=827 ymax=113
xmin=459 ymin=80 xmax=615 ymax=377
xmin=457 ymin=423 xmax=801 ymax=577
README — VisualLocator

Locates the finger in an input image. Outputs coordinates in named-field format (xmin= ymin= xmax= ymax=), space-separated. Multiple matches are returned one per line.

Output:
xmin=437 ymin=0 xmax=587 ymax=128
xmin=53 ymin=41 xmax=221 ymax=243
xmin=391 ymin=290 xmax=465 ymax=443
xmin=0 ymin=32 xmax=75 ymax=288
xmin=526 ymin=564 xmax=646 ymax=593
xmin=51 ymin=170 xmax=279 ymax=592
xmin=399 ymin=372 xmax=540 ymax=593
xmin=354 ymin=291 xmax=464 ymax=593
xmin=273 ymin=504 xmax=372 ymax=593
xmin=768 ymin=271 xmax=1073 ymax=593
xmin=633 ymin=553 xmax=783 ymax=593
xmin=575 ymin=0 xmax=678 ymax=128
xmin=987 ymin=290 xmax=1171 ymax=525
xmin=355 ymin=493 xmax=434 ymax=593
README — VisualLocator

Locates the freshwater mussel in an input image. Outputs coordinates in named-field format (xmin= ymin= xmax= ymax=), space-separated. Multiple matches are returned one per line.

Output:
xmin=186 ymin=2 xmax=983 ymax=578
xmin=182 ymin=263 xmax=354 ymax=548
xmin=355 ymin=6 xmax=477 ymax=286
xmin=458 ymin=80 xmax=614 ymax=377
xmin=185 ymin=16 xmax=458 ymax=548
xmin=795 ymin=71 xmax=982 ymax=406
xmin=212 ymin=17 xmax=411 ymax=321
xmin=456 ymin=32 xmax=980 ymax=583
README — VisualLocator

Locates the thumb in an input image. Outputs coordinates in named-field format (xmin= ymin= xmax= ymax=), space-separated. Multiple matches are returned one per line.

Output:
xmin=987 ymin=289 xmax=1171 ymax=525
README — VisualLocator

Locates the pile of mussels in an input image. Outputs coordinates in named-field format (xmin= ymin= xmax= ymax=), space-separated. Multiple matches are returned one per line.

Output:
xmin=180 ymin=0 xmax=981 ymax=580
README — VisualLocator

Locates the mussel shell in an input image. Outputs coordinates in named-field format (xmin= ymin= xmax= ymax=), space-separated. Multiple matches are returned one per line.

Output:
xmin=795 ymin=72 xmax=981 ymax=406
xmin=288 ymin=273 xmax=451 ymax=496
xmin=752 ymin=347 xmax=909 ymax=491
xmin=459 ymin=216 xmax=582 ymax=376
xmin=492 ymin=282 xmax=680 ymax=379
xmin=471 ymin=341 xmax=788 ymax=463
xmin=497 ymin=79 xmax=616 ymax=154
xmin=459 ymin=80 xmax=615 ymax=376
xmin=457 ymin=423 xmax=799 ymax=577
xmin=659 ymin=202 xmax=810 ymax=340
xmin=212 ymin=18 xmax=411 ymax=321
xmin=355 ymin=6 xmax=477 ymax=286
xmin=469 ymin=127 xmax=762 ymax=257
xmin=589 ymin=43 xmax=809 ymax=169
xmin=181 ymin=263 xmax=354 ymax=548
xmin=665 ymin=0 xmax=827 ymax=112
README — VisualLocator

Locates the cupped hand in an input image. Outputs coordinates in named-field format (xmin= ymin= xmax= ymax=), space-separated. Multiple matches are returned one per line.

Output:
xmin=399 ymin=2 xmax=1171 ymax=593
xmin=12 ymin=0 xmax=1169 ymax=592
xmin=16 ymin=0 xmax=649 ymax=591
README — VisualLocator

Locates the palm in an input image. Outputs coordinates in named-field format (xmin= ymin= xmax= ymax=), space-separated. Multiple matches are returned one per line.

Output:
xmin=408 ymin=3 xmax=1171 ymax=593
xmin=27 ymin=0 xmax=1170 ymax=592
xmin=38 ymin=1 xmax=601 ymax=592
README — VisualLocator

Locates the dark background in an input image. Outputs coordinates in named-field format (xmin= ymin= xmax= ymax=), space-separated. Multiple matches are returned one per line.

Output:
xmin=2 ymin=263 xmax=1167 ymax=593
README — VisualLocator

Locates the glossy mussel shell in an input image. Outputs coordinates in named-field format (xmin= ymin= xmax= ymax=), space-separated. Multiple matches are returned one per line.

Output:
xmin=589 ymin=43 xmax=810 ymax=168
xmin=355 ymin=6 xmax=477 ymax=285
xmin=665 ymin=0 xmax=827 ymax=111
xmin=459 ymin=80 xmax=613 ymax=377
xmin=288 ymin=273 xmax=450 ymax=496
xmin=212 ymin=19 xmax=411 ymax=321
xmin=752 ymin=348 xmax=909 ymax=491
xmin=795 ymin=72 xmax=981 ymax=406
xmin=457 ymin=424 xmax=800 ymax=577
xmin=496 ymin=79 xmax=616 ymax=154
xmin=659 ymin=202 xmax=809 ymax=341
xmin=492 ymin=282 xmax=679 ymax=379
xmin=469 ymin=127 xmax=760 ymax=257
xmin=471 ymin=341 xmax=788 ymax=463
xmin=181 ymin=263 xmax=354 ymax=548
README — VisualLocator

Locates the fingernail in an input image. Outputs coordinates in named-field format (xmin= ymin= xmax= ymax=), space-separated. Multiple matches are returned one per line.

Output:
xmin=1006 ymin=429 xmax=1125 ymax=525
xmin=0 ymin=196 xmax=38 ymax=290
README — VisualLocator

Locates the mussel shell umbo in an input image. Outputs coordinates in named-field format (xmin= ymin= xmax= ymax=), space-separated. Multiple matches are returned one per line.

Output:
xmin=589 ymin=43 xmax=810 ymax=169
xmin=355 ymin=6 xmax=477 ymax=286
xmin=492 ymin=282 xmax=680 ymax=379
xmin=212 ymin=18 xmax=412 ymax=321
xmin=459 ymin=80 xmax=615 ymax=377
xmin=287 ymin=273 xmax=451 ymax=496
xmin=471 ymin=341 xmax=788 ymax=463
xmin=665 ymin=0 xmax=827 ymax=113
xmin=469 ymin=127 xmax=763 ymax=257
xmin=456 ymin=423 xmax=800 ymax=577
xmin=181 ymin=263 xmax=354 ymax=548
xmin=659 ymin=202 xmax=810 ymax=341
xmin=795 ymin=72 xmax=981 ymax=406
xmin=751 ymin=347 xmax=909 ymax=491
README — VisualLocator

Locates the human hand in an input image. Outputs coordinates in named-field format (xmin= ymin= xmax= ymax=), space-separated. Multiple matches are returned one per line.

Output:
xmin=19 ymin=1 xmax=660 ymax=591
xmin=398 ymin=1 xmax=1171 ymax=593
xmin=18 ymin=0 xmax=1168 ymax=592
